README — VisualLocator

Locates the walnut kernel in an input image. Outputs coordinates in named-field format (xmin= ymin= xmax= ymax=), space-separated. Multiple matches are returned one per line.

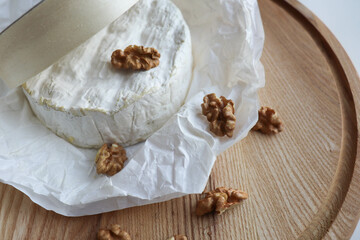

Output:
xmin=95 ymin=143 xmax=127 ymax=176
xmin=201 ymin=93 xmax=236 ymax=137
xmin=196 ymin=187 xmax=248 ymax=216
xmin=98 ymin=224 xmax=131 ymax=240
xmin=111 ymin=45 xmax=160 ymax=70
xmin=252 ymin=106 xmax=283 ymax=134
xmin=167 ymin=235 xmax=188 ymax=240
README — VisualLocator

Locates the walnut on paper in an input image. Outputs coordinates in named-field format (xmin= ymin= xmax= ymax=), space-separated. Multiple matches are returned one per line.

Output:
xmin=95 ymin=143 xmax=127 ymax=176
xmin=201 ymin=93 xmax=236 ymax=137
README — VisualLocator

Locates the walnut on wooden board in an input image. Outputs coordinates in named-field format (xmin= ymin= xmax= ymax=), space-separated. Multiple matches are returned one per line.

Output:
xmin=95 ymin=143 xmax=127 ymax=176
xmin=201 ymin=93 xmax=236 ymax=137
xmin=252 ymin=106 xmax=283 ymax=134
xmin=167 ymin=235 xmax=188 ymax=240
xmin=196 ymin=187 xmax=248 ymax=216
xmin=111 ymin=45 xmax=160 ymax=70
xmin=97 ymin=224 xmax=131 ymax=240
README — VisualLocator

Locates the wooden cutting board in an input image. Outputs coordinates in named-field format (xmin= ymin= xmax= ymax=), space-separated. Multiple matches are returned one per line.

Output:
xmin=1 ymin=0 xmax=359 ymax=239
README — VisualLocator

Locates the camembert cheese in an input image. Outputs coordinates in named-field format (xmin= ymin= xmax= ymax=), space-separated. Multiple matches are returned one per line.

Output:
xmin=23 ymin=0 xmax=193 ymax=148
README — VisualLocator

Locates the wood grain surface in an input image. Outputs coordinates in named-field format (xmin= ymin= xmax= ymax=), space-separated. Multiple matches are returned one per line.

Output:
xmin=1 ymin=0 xmax=359 ymax=239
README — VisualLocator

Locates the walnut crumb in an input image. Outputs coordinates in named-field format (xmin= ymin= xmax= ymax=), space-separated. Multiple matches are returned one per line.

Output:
xmin=97 ymin=224 xmax=131 ymax=240
xmin=201 ymin=93 xmax=236 ymax=137
xmin=111 ymin=45 xmax=160 ymax=70
xmin=196 ymin=187 xmax=248 ymax=216
xmin=167 ymin=235 xmax=188 ymax=240
xmin=252 ymin=106 xmax=283 ymax=134
xmin=95 ymin=143 xmax=127 ymax=176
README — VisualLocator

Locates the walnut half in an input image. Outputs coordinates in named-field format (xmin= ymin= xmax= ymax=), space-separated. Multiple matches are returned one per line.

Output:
xmin=201 ymin=93 xmax=236 ymax=137
xmin=167 ymin=235 xmax=188 ymax=240
xmin=98 ymin=224 xmax=131 ymax=240
xmin=252 ymin=106 xmax=283 ymax=134
xmin=196 ymin=187 xmax=248 ymax=216
xmin=95 ymin=143 xmax=128 ymax=176
xmin=111 ymin=45 xmax=160 ymax=70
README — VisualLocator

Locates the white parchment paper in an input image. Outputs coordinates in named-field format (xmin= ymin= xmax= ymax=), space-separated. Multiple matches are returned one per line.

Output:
xmin=0 ymin=0 xmax=265 ymax=216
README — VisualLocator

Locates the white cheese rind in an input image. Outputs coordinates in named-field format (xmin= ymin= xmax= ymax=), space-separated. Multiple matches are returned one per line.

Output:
xmin=23 ymin=0 xmax=193 ymax=148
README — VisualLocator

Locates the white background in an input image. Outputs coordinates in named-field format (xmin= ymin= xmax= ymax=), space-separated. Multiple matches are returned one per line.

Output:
xmin=297 ymin=0 xmax=360 ymax=239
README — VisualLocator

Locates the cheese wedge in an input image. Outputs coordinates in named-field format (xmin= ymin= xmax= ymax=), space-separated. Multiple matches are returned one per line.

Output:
xmin=23 ymin=0 xmax=193 ymax=148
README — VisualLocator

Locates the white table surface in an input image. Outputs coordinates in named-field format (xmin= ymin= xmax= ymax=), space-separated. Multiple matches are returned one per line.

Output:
xmin=297 ymin=1 xmax=360 ymax=239
xmin=1 ymin=0 xmax=359 ymax=238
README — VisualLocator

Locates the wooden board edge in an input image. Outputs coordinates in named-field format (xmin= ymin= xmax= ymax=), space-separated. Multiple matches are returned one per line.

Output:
xmin=271 ymin=0 xmax=360 ymax=239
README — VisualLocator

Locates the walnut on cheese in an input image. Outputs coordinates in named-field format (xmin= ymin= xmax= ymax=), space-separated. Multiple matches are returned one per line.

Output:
xmin=201 ymin=93 xmax=236 ymax=137
xmin=97 ymin=224 xmax=131 ymax=240
xmin=196 ymin=187 xmax=248 ymax=216
xmin=111 ymin=45 xmax=160 ymax=70
xmin=252 ymin=106 xmax=283 ymax=134
xmin=95 ymin=143 xmax=127 ymax=176
xmin=167 ymin=235 xmax=188 ymax=240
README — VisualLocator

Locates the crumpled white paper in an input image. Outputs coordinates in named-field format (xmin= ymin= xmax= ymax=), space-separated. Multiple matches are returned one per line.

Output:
xmin=0 ymin=0 xmax=265 ymax=216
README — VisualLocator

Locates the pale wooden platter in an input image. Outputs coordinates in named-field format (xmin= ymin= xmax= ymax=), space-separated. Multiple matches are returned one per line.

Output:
xmin=0 ymin=0 xmax=359 ymax=239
